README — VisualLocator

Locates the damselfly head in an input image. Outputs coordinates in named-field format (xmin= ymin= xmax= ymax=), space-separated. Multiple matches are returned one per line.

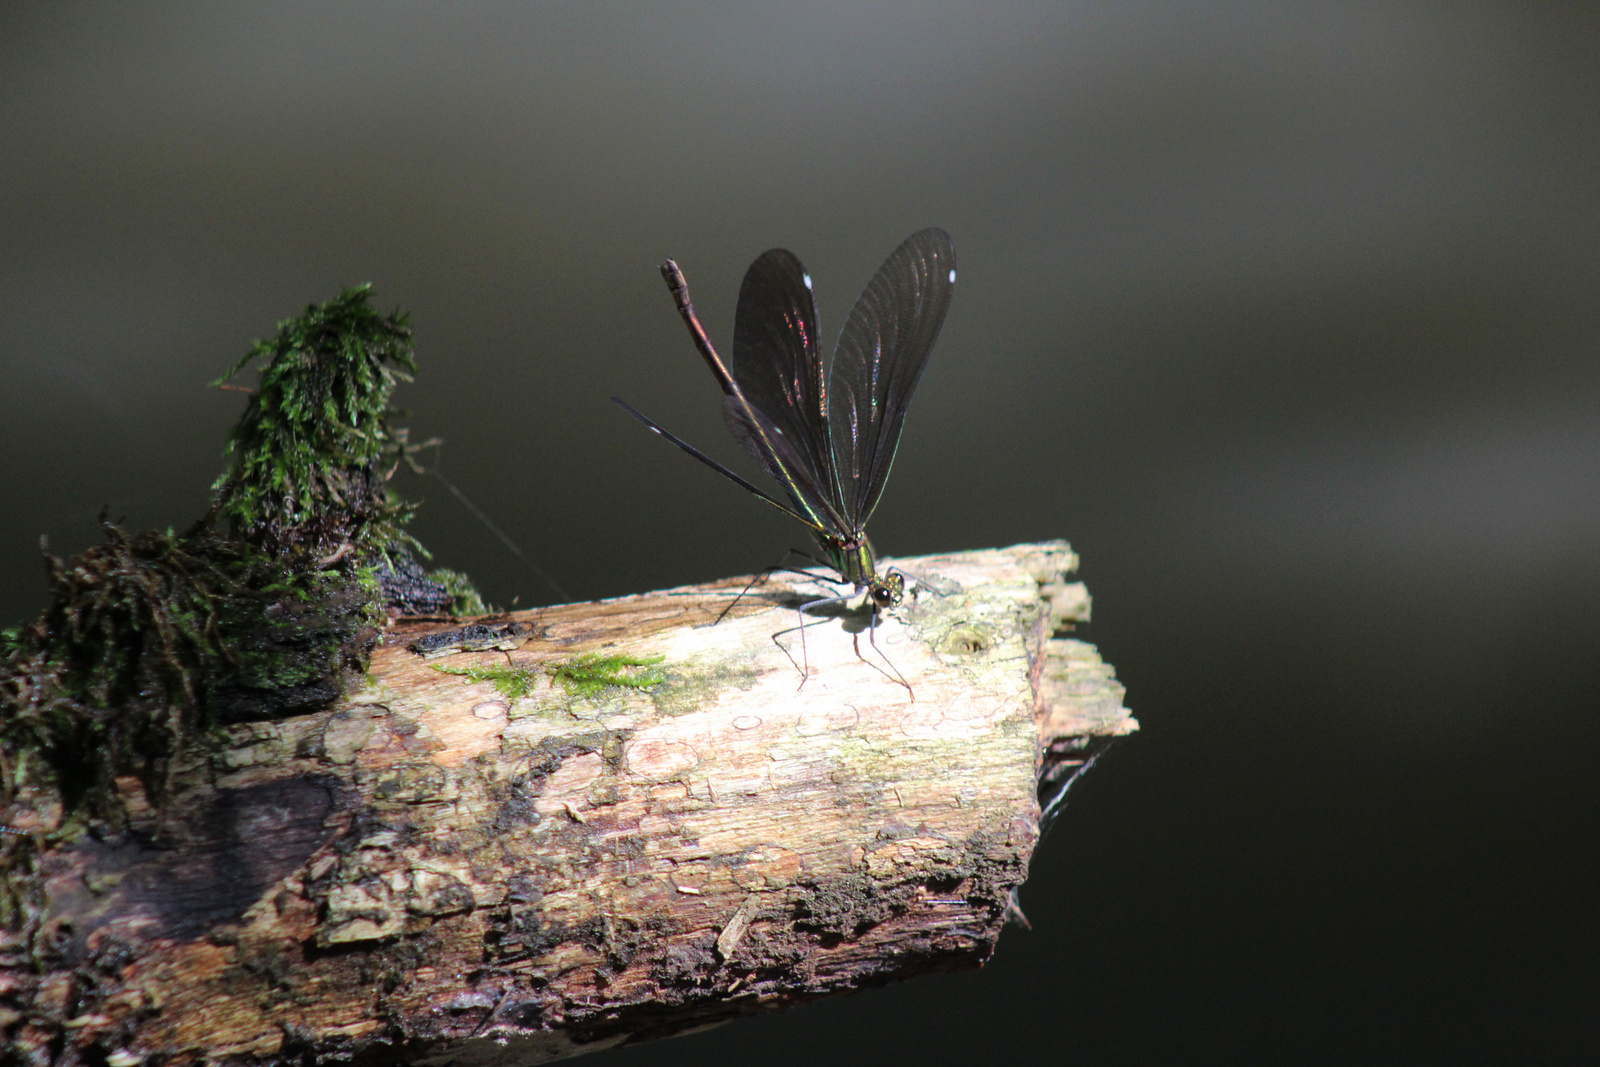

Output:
xmin=869 ymin=571 xmax=905 ymax=610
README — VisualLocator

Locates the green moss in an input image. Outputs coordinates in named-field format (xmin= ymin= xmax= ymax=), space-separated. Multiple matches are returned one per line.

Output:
xmin=212 ymin=283 xmax=418 ymax=563
xmin=433 ymin=651 xmax=669 ymax=703
xmin=0 ymin=282 xmax=506 ymax=943
xmin=546 ymin=653 xmax=666 ymax=697
xmin=426 ymin=568 xmax=490 ymax=616
xmin=0 ymin=522 xmax=370 ymax=825
xmin=0 ymin=285 xmax=443 ymax=836
xmin=430 ymin=662 xmax=544 ymax=701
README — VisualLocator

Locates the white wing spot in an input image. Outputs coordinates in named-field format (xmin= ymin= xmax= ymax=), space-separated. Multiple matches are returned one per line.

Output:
xmin=948 ymin=269 xmax=957 ymax=283
xmin=803 ymin=273 xmax=813 ymax=290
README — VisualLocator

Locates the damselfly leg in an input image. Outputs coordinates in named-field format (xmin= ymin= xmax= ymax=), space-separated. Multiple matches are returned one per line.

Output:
xmin=713 ymin=548 xmax=842 ymax=625
xmin=770 ymin=585 xmax=913 ymax=696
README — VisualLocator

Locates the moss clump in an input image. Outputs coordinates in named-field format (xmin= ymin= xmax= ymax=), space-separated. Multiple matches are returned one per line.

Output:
xmin=0 ymin=284 xmax=474 ymax=843
xmin=546 ymin=653 xmax=666 ymax=697
xmin=0 ymin=521 xmax=373 ymax=830
xmin=212 ymin=283 xmax=419 ymax=563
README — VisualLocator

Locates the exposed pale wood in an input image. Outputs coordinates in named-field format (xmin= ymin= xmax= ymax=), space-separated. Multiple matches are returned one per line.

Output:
xmin=3 ymin=541 xmax=1134 ymax=1065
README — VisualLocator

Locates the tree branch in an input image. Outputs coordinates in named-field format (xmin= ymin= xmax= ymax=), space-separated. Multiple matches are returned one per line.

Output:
xmin=5 ymin=541 xmax=1134 ymax=1065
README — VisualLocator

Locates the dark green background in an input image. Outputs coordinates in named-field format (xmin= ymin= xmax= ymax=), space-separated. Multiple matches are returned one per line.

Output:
xmin=3 ymin=3 xmax=1597 ymax=1061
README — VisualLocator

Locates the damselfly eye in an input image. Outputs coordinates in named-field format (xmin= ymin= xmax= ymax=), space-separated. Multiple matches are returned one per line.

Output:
xmin=871 ymin=586 xmax=894 ymax=608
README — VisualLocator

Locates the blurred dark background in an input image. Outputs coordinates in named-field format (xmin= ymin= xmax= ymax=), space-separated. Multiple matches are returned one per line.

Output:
xmin=3 ymin=2 xmax=1597 ymax=1062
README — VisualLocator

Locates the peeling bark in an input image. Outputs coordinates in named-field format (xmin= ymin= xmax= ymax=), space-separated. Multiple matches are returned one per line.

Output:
xmin=1 ymin=541 xmax=1135 ymax=1065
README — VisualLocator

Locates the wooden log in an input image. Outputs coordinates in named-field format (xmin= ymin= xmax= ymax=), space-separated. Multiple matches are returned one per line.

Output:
xmin=5 ymin=541 xmax=1134 ymax=1065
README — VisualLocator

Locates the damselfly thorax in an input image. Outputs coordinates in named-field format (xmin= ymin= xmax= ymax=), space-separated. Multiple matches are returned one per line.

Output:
xmin=821 ymin=535 xmax=904 ymax=611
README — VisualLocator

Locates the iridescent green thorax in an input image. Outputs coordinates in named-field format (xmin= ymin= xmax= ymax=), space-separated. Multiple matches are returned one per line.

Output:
xmin=822 ymin=536 xmax=904 ymax=610
xmin=825 ymin=537 xmax=875 ymax=585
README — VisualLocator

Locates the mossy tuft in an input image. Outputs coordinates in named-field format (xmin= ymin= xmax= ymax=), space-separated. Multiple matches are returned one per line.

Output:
xmin=0 ymin=285 xmax=478 ymax=841
xmin=0 ymin=282 xmax=508 ymax=945
xmin=1 ymin=520 xmax=375 ymax=831
xmin=546 ymin=653 xmax=667 ymax=697
xmin=212 ymin=283 xmax=419 ymax=563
